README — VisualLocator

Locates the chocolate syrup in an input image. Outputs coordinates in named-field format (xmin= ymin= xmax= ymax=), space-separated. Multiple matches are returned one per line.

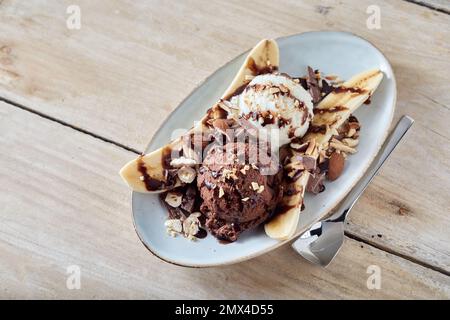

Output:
xmin=195 ymin=228 xmax=208 ymax=239
xmin=314 ymin=105 xmax=348 ymax=115
xmin=333 ymin=86 xmax=367 ymax=94
xmin=137 ymin=156 xmax=164 ymax=191
xmin=308 ymin=124 xmax=327 ymax=134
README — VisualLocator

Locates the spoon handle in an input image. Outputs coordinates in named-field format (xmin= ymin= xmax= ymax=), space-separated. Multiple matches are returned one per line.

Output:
xmin=328 ymin=115 xmax=414 ymax=223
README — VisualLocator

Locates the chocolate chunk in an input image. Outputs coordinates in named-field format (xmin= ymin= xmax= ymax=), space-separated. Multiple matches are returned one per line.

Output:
xmin=295 ymin=155 xmax=317 ymax=171
xmin=321 ymin=79 xmax=334 ymax=97
xmin=181 ymin=185 xmax=197 ymax=213
xmin=306 ymin=169 xmax=326 ymax=194
xmin=307 ymin=66 xmax=321 ymax=104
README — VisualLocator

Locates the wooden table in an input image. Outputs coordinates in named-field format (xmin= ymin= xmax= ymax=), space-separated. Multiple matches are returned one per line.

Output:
xmin=1 ymin=0 xmax=449 ymax=299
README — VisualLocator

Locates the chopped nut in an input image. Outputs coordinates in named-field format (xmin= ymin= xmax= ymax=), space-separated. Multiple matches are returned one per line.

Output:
xmin=165 ymin=192 xmax=182 ymax=207
xmin=218 ymin=187 xmax=224 ymax=198
xmin=183 ymin=213 xmax=201 ymax=238
xmin=251 ymin=164 xmax=259 ymax=170
xmin=177 ymin=166 xmax=196 ymax=184
xmin=257 ymin=185 xmax=265 ymax=193
xmin=342 ymin=138 xmax=359 ymax=147
xmin=139 ymin=176 xmax=145 ymax=181
xmin=218 ymin=100 xmax=239 ymax=114
xmin=330 ymin=141 xmax=357 ymax=154
xmin=222 ymin=168 xmax=239 ymax=180
xmin=251 ymin=182 xmax=260 ymax=191
xmin=305 ymin=139 xmax=316 ymax=155
xmin=347 ymin=128 xmax=357 ymax=137
xmin=170 ymin=156 xmax=197 ymax=168
xmin=279 ymin=84 xmax=288 ymax=93
xmin=168 ymin=230 xmax=177 ymax=237
xmin=293 ymin=78 xmax=300 ymax=83
xmin=164 ymin=219 xmax=183 ymax=233
xmin=290 ymin=142 xmax=308 ymax=151
xmin=294 ymin=100 xmax=300 ymax=107
xmin=269 ymin=87 xmax=280 ymax=94
xmin=241 ymin=197 xmax=250 ymax=202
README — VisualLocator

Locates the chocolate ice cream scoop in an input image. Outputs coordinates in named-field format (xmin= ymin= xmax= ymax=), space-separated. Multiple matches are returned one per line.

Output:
xmin=197 ymin=142 xmax=283 ymax=242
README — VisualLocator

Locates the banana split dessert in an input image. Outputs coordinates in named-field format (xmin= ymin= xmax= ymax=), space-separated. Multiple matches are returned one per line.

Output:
xmin=120 ymin=39 xmax=383 ymax=243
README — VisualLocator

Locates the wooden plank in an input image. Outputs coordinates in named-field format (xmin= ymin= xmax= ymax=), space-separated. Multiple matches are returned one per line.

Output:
xmin=1 ymin=102 xmax=449 ymax=299
xmin=411 ymin=0 xmax=450 ymax=13
xmin=0 ymin=0 xmax=448 ymax=149
xmin=0 ymin=0 xmax=449 ymax=278
xmin=346 ymin=115 xmax=450 ymax=273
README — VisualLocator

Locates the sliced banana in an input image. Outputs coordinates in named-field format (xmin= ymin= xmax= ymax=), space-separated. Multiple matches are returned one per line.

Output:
xmin=119 ymin=39 xmax=279 ymax=193
xmin=265 ymin=172 xmax=309 ymax=240
xmin=265 ymin=69 xmax=384 ymax=240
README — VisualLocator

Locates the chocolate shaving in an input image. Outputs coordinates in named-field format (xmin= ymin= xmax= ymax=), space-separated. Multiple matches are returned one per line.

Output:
xmin=307 ymin=66 xmax=321 ymax=104
xmin=306 ymin=169 xmax=326 ymax=194
xmin=295 ymin=155 xmax=317 ymax=171
xmin=321 ymin=79 xmax=334 ymax=97
xmin=181 ymin=185 xmax=198 ymax=213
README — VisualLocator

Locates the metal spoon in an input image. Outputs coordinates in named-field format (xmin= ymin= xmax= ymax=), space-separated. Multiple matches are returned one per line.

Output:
xmin=291 ymin=115 xmax=414 ymax=267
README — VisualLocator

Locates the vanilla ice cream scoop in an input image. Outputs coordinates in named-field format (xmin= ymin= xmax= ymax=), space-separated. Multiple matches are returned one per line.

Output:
xmin=232 ymin=73 xmax=314 ymax=146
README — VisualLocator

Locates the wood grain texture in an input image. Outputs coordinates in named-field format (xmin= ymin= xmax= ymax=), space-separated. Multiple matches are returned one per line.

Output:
xmin=1 ymin=102 xmax=449 ymax=299
xmin=1 ymin=0 xmax=445 ymax=273
xmin=409 ymin=0 xmax=450 ymax=13
xmin=0 ymin=0 xmax=448 ymax=148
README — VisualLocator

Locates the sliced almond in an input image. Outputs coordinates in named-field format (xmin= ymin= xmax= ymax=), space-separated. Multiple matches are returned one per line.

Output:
xmin=305 ymin=139 xmax=316 ymax=155
xmin=342 ymin=138 xmax=359 ymax=147
xmin=330 ymin=141 xmax=357 ymax=154
xmin=251 ymin=182 xmax=260 ymax=191
xmin=290 ymin=142 xmax=308 ymax=151
xmin=269 ymin=87 xmax=280 ymax=94
xmin=279 ymin=84 xmax=288 ymax=93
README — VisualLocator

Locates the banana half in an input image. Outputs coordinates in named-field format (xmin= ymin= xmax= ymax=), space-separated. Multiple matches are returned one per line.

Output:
xmin=119 ymin=39 xmax=279 ymax=193
xmin=265 ymin=69 xmax=383 ymax=240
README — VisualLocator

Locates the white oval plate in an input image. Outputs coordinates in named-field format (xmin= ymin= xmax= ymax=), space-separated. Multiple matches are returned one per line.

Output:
xmin=132 ymin=31 xmax=396 ymax=267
